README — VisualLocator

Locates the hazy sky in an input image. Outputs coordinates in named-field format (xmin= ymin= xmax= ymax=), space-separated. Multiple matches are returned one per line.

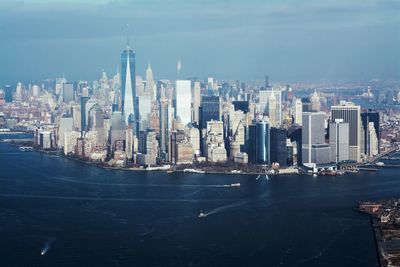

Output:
xmin=0 ymin=0 xmax=399 ymax=84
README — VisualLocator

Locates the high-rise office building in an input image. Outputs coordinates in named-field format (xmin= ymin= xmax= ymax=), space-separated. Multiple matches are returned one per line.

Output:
xmin=302 ymin=98 xmax=312 ymax=112
xmin=331 ymin=102 xmax=361 ymax=162
xmin=138 ymin=95 xmax=152 ymax=132
xmin=248 ymin=120 xmax=271 ymax=164
xmin=121 ymin=44 xmax=136 ymax=128
xmin=361 ymin=111 xmax=380 ymax=155
xmin=4 ymin=85 xmax=12 ymax=103
xmin=294 ymin=98 xmax=303 ymax=125
xmin=58 ymin=116 xmax=74 ymax=147
xmin=265 ymin=75 xmax=270 ymax=89
xmin=63 ymin=83 xmax=74 ymax=103
xmin=199 ymin=95 xmax=220 ymax=129
xmin=145 ymin=62 xmax=155 ymax=101
xmin=159 ymin=98 xmax=171 ymax=159
xmin=270 ymin=128 xmax=287 ymax=167
xmin=175 ymin=80 xmax=191 ymax=126
xmin=259 ymin=89 xmax=282 ymax=127
xmin=329 ymin=119 xmax=349 ymax=163
xmin=302 ymin=112 xmax=328 ymax=164
xmin=256 ymin=121 xmax=270 ymax=164
xmin=110 ymin=111 xmax=126 ymax=154
xmin=80 ymin=96 xmax=90 ymax=131
xmin=192 ymin=81 xmax=201 ymax=125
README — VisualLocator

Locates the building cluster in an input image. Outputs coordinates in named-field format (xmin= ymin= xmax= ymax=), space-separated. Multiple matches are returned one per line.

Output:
xmin=1 ymin=43 xmax=396 ymax=171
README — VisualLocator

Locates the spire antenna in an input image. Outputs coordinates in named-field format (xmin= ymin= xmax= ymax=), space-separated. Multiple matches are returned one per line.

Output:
xmin=126 ymin=23 xmax=130 ymax=49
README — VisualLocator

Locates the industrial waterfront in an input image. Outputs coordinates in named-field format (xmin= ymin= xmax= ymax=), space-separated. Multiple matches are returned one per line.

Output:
xmin=2 ymin=140 xmax=399 ymax=266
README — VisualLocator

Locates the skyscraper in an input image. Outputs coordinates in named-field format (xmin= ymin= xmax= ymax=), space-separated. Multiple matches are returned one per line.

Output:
xmin=294 ymin=98 xmax=303 ymax=125
xmin=121 ymin=44 xmax=136 ymax=128
xmin=63 ymin=82 xmax=74 ymax=103
xmin=199 ymin=95 xmax=220 ymax=129
xmin=138 ymin=95 xmax=152 ymax=132
xmin=331 ymin=102 xmax=361 ymax=162
xmin=192 ymin=81 xmax=201 ymax=125
xmin=361 ymin=110 xmax=380 ymax=155
xmin=175 ymin=80 xmax=191 ymax=126
xmin=329 ymin=119 xmax=349 ymax=163
xmin=145 ymin=61 xmax=155 ymax=101
xmin=302 ymin=112 xmax=328 ymax=164
xmin=259 ymin=89 xmax=282 ymax=127
xmin=270 ymin=127 xmax=288 ymax=167
xmin=256 ymin=121 xmax=270 ymax=164
xmin=80 ymin=96 xmax=90 ymax=131
xmin=4 ymin=85 xmax=12 ymax=103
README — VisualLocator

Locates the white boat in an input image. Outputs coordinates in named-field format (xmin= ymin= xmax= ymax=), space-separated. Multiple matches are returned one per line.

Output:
xmin=184 ymin=169 xmax=205 ymax=174
xmin=230 ymin=183 xmax=241 ymax=187
xmin=198 ymin=212 xmax=207 ymax=218
xmin=265 ymin=175 xmax=269 ymax=180
xmin=256 ymin=175 xmax=261 ymax=180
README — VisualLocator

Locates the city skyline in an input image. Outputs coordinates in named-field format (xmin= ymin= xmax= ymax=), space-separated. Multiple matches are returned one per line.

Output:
xmin=1 ymin=0 xmax=399 ymax=85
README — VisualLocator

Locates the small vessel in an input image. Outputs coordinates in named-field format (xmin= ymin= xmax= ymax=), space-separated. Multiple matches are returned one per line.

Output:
xmin=183 ymin=168 xmax=205 ymax=174
xmin=256 ymin=175 xmax=261 ymax=180
xmin=265 ymin=175 xmax=269 ymax=180
xmin=198 ymin=212 xmax=207 ymax=218
xmin=230 ymin=183 xmax=241 ymax=187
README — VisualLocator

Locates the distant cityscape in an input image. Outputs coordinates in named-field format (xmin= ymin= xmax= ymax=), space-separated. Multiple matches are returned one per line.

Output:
xmin=1 ymin=42 xmax=400 ymax=175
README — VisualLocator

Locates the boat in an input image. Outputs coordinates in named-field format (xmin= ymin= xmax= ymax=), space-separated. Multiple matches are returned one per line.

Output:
xmin=19 ymin=146 xmax=33 ymax=151
xmin=183 ymin=168 xmax=205 ymax=174
xmin=230 ymin=183 xmax=241 ymax=187
xmin=256 ymin=175 xmax=261 ymax=180
xmin=198 ymin=212 xmax=207 ymax=218
xmin=265 ymin=174 xmax=269 ymax=180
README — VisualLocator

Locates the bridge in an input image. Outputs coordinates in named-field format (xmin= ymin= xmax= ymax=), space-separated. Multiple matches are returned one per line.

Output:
xmin=369 ymin=147 xmax=398 ymax=164
xmin=0 ymin=138 xmax=34 ymax=143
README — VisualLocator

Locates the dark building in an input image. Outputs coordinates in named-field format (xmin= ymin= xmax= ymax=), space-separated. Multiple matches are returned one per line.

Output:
xmin=80 ymin=96 xmax=90 ymax=131
xmin=4 ymin=85 xmax=12 ymax=103
xmin=256 ymin=121 xmax=270 ymax=164
xmin=302 ymin=98 xmax=312 ymax=112
xmin=247 ymin=121 xmax=270 ymax=164
xmin=270 ymin=128 xmax=288 ymax=167
xmin=199 ymin=95 xmax=220 ymax=129
xmin=232 ymin=101 xmax=249 ymax=113
xmin=248 ymin=124 xmax=257 ymax=163
xmin=265 ymin=75 xmax=270 ymax=89
xmin=288 ymin=126 xmax=302 ymax=165
xmin=361 ymin=110 xmax=380 ymax=154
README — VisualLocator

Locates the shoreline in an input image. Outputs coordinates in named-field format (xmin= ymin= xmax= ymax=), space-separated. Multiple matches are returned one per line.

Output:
xmin=4 ymin=140 xmax=392 ymax=177
xmin=353 ymin=208 xmax=385 ymax=267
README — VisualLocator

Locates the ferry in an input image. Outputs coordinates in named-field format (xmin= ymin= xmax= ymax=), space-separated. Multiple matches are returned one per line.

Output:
xmin=230 ymin=183 xmax=241 ymax=187
xmin=19 ymin=146 xmax=33 ymax=151
xmin=183 ymin=168 xmax=205 ymax=174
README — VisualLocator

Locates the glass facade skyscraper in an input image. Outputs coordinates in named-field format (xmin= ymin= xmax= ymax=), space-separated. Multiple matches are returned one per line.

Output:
xmin=121 ymin=46 xmax=136 ymax=130
xmin=199 ymin=95 xmax=220 ymax=129
xmin=4 ymin=85 xmax=12 ymax=103
xmin=270 ymin=127 xmax=288 ymax=167
xmin=256 ymin=121 xmax=270 ymax=164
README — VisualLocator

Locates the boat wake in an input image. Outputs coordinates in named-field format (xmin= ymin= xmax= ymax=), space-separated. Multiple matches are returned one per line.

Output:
xmin=199 ymin=200 xmax=249 ymax=218
xmin=41 ymin=238 xmax=56 ymax=256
